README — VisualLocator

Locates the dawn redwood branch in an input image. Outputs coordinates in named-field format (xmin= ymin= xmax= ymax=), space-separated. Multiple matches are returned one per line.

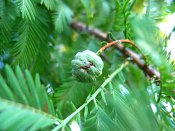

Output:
xmin=70 ymin=20 xmax=160 ymax=82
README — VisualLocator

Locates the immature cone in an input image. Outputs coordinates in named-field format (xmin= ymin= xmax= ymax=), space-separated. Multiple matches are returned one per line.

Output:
xmin=71 ymin=50 xmax=104 ymax=82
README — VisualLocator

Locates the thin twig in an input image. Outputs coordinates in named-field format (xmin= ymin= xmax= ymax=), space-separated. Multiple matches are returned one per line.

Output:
xmin=70 ymin=20 xmax=160 ymax=83
xmin=52 ymin=62 xmax=129 ymax=131
xmin=96 ymin=39 xmax=140 ymax=55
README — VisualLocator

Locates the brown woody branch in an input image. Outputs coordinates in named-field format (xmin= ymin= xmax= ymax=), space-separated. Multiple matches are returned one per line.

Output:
xmin=70 ymin=20 xmax=160 ymax=82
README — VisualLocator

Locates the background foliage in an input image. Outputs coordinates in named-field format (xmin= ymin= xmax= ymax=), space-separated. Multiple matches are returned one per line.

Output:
xmin=0 ymin=0 xmax=175 ymax=130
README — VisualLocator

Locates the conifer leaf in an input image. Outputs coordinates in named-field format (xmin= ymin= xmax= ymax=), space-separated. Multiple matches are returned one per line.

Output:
xmin=17 ymin=0 xmax=37 ymax=21
xmin=114 ymin=0 xmax=126 ymax=32
xmin=100 ymin=90 xmax=107 ymax=105
xmin=12 ymin=8 xmax=50 ymax=72
xmin=54 ymin=1 xmax=73 ymax=32
xmin=80 ymin=0 xmax=92 ymax=21
xmin=83 ymin=107 xmax=116 ymax=131
xmin=70 ymin=101 xmax=81 ymax=124
xmin=41 ymin=0 xmax=57 ymax=10
xmin=53 ymin=80 xmax=92 ymax=117
xmin=93 ymin=1 xmax=110 ymax=26
xmin=0 ymin=99 xmax=57 ymax=131
xmin=93 ymin=98 xmax=99 ymax=110
xmin=0 ymin=65 xmax=55 ymax=115
xmin=113 ymin=0 xmax=135 ymax=38
xmin=12 ymin=20 xmax=38 ymax=68
xmin=84 ymin=106 xmax=89 ymax=121
xmin=0 ymin=1 xmax=16 ymax=49
xmin=146 ymin=0 xmax=167 ymax=20
xmin=118 ymin=72 xmax=125 ymax=83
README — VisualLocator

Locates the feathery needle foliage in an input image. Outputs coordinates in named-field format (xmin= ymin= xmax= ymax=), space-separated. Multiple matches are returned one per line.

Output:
xmin=0 ymin=65 xmax=57 ymax=130
xmin=54 ymin=1 xmax=73 ymax=33
xmin=0 ymin=99 xmax=58 ymax=131
xmin=0 ymin=0 xmax=175 ymax=130
xmin=17 ymin=0 xmax=36 ymax=21
xmin=0 ymin=65 xmax=55 ymax=112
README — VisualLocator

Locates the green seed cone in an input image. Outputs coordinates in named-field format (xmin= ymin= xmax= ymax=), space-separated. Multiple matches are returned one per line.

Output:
xmin=71 ymin=50 xmax=104 ymax=82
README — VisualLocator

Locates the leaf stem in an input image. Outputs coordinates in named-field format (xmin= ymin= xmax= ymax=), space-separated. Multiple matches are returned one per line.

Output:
xmin=52 ymin=61 xmax=129 ymax=131
xmin=96 ymin=40 xmax=147 ymax=65
xmin=96 ymin=39 xmax=140 ymax=55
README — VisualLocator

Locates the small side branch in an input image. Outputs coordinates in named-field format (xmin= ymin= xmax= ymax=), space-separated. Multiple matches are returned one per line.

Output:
xmin=96 ymin=39 xmax=140 ymax=55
